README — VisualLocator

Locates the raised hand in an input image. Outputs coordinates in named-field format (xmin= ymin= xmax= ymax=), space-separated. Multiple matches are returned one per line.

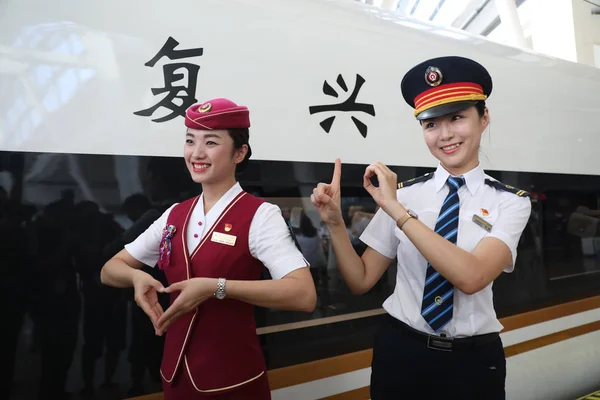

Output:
xmin=132 ymin=271 xmax=165 ymax=333
xmin=156 ymin=278 xmax=213 ymax=336
xmin=363 ymin=162 xmax=403 ymax=219
xmin=311 ymin=158 xmax=343 ymax=226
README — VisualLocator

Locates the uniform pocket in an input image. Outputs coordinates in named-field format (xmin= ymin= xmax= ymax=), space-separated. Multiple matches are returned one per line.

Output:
xmin=473 ymin=339 xmax=506 ymax=396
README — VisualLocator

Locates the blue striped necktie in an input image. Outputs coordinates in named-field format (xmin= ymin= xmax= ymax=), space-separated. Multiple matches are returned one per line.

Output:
xmin=421 ymin=176 xmax=465 ymax=333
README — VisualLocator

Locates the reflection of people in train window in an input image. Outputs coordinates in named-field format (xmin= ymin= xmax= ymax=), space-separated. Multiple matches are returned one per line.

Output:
xmin=311 ymin=57 xmax=531 ymax=399
xmin=102 ymin=193 xmax=170 ymax=397
xmin=0 ymin=189 xmax=32 ymax=400
xmin=72 ymin=201 xmax=125 ymax=395
xmin=30 ymin=197 xmax=81 ymax=399
xmin=280 ymin=206 xmax=291 ymax=224
xmin=568 ymin=205 xmax=600 ymax=260
xmin=349 ymin=210 xmax=374 ymax=257
xmin=0 ymin=185 xmax=7 ymax=203
xmin=294 ymin=212 xmax=327 ymax=283
xmin=100 ymin=98 xmax=316 ymax=400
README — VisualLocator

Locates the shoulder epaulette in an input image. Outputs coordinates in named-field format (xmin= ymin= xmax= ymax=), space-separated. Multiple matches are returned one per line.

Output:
xmin=484 ymin=178 xmax=530 ymax=197
xmin=398 ymin=172 xmax=434 ymax=189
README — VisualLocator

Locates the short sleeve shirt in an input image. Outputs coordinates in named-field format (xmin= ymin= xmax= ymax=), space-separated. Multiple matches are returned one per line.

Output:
xmin=125 ymin=183 xmax=308 ymax=280
xmin=360 ymin=163 xmax=531 ymax=337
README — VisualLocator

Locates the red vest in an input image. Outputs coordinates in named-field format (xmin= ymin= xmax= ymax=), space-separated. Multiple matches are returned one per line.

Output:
xmin=159 ymin=191 xmax=267 ymax=394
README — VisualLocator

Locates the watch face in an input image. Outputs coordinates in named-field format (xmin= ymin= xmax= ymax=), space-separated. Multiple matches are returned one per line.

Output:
xmin=215 ymin=278 xmax=226 ymax=299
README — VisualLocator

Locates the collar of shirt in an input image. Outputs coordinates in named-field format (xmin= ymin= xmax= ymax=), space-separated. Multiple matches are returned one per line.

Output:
xmin=433 ymin=162 xmax=485 ymax=196
xmin=196 ymin=182 xmax=243 ymax=221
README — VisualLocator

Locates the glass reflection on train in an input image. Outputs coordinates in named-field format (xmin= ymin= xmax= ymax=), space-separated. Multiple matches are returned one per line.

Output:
xmin=2 ymin=152 xmax=600 ymax=399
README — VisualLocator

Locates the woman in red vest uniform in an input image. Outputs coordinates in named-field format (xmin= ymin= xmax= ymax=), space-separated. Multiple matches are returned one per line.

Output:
xmin=100 ymin=98 xmax=316 ymax=399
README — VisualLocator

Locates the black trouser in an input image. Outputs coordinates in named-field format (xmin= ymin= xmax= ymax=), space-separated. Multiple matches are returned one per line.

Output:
xmin=371 ymin=315 xmax=506 ymax=400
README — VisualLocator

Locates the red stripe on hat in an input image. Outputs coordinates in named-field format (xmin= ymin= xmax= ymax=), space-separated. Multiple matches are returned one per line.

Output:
xmin=414 ymin=82 xmax=483 ymax=110
xmin=416 ymin=90 xmax=483 ymax=110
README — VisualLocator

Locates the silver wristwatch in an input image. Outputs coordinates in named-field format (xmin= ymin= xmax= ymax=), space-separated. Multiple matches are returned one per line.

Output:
xmin=214 ymin=278 xmax=227 ymax=300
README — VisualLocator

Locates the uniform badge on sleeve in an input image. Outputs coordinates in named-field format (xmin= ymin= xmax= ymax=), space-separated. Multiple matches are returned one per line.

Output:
xmin=158 ymin=224 xmax=177 ymax=270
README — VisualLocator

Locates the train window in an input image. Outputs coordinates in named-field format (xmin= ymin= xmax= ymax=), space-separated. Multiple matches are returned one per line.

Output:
xmin=3 ymin=151 xmax=600 ymax=396
xmin=492 ymin=183 xmax=600 ymax=319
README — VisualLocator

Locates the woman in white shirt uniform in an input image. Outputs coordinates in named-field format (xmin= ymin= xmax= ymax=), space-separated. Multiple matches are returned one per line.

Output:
xmin=311 ymin=56 xmax=532 ymax=399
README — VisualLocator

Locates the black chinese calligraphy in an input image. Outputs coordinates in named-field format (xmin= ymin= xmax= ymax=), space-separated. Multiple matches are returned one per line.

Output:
xmin=308 ymin=74 xmax=375 ymax=138
xmin=134 ymin=37 xmax=204 ymax=123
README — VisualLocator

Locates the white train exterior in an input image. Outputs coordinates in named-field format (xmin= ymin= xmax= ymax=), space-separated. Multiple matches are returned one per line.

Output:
xmin=1 ymin=1 xmax=600 ymax=399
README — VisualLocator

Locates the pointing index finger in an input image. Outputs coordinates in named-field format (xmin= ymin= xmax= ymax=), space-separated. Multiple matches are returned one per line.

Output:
xmin=331 ymin=158 xmax=342 ymax=188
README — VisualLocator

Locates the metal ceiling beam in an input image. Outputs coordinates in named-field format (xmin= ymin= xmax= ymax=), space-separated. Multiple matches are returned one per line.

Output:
xmin=428 ymin=0 xmax=447 ymax=20
xmin=480 ymin=0 xmax=527 ymax=36
xmin=460 ymin=0 xmax=493 ymax=30
xmin=582 ymin=0 xmax=600 ymax=8
xmin=493 ymin=0 xmax=529 ymax=47
xmin=409 ymin=0 xmax=420 ymax=15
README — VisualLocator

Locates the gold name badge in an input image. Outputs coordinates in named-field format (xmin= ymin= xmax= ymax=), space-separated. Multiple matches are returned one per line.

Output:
xmin=472 ymin=214 xmax=492 ymax=232
xmin=211 ymin=231 xmax=237 ymax=246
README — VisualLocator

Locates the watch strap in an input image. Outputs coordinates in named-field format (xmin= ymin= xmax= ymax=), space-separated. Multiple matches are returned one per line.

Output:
xmin=396 ymin=211 xmax=414 ymax=230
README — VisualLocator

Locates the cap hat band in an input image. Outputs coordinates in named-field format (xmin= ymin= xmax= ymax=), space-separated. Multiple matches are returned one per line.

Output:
xmin=414 ymin=82 xmax=486 ymax=116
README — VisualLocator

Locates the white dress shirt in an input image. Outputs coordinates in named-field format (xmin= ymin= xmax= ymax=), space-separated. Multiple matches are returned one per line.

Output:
xmin=360 ymin=163 xmax=532 ymax=337
xmin=125 ymin=182 xmax=309 ymax=280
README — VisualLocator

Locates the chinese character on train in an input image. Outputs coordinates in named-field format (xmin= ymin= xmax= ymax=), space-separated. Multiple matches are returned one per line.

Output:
xmin=133 ymin=36 xmax=204 ymax=122
xmin=308 ymin=74 xmax=375 ymax=138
